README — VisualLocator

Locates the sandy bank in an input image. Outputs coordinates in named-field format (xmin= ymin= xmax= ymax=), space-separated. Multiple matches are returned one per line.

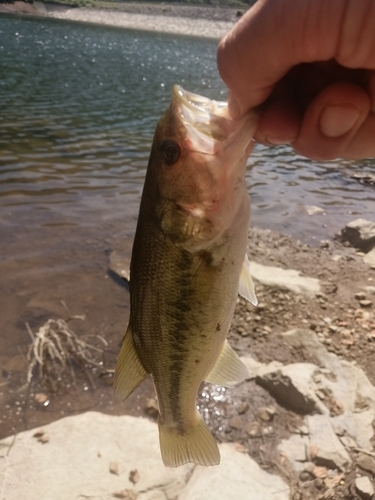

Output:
xmin=46 ymin=7 xmax=235 ymax=39
xmin=0 ymin=1 xmax=238 ymax=39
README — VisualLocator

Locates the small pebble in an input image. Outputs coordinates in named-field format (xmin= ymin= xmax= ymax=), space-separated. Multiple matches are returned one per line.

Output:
xmin=109 ymin=461 xmax=119 ymax=475
xmin=228 ymin=416 xmax=244 ymax=430
xmin=245 ymin=421 xmax=260 ymax=437
xmin=314 ymin=478 xmax=324 ymax=490
xmin=237 ymin=402 xmax=249 ymax=415
xmin=355 ymin=476 xmax=374 ymax=499
xmin=34 ymin=393 xmax=48 ymax=404
xmin=129 ymin=469 xmax=139 ymax=484
xmin=312 ymin=465 xmax=327 ymax=479
xmin=256 ymin=406 xmax=276 ymax=422
xmin=360 ymin=299 xmax=372 ymax=308
xmin=299 ymin=470 xmax=311 ymax=482
xmin=144 ymin=398 xmax=159 ymax=419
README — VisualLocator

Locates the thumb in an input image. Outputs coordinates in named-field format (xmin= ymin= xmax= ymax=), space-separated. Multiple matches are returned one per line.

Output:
xmin=293 ymin=82 xmax=370 ymax=160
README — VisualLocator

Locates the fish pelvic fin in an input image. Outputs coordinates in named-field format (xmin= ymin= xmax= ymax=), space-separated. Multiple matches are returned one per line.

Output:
xmin=239 ymin=254 xmax=258 ymax=306
xmin=158 ymin=412 xmax=220 ymax=468
xmin=113 ymin=326 xmax=149 ymax=400
xmin=204 ymin=340 xmax=249 ymax=387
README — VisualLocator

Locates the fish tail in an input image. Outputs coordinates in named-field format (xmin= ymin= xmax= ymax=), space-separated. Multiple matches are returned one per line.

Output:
xmin=158 ymin=412 xmax=220 ymax=468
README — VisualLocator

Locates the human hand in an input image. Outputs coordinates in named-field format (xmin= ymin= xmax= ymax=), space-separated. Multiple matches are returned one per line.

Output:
xmin=217 ymin=0 xmax=375 ymax=160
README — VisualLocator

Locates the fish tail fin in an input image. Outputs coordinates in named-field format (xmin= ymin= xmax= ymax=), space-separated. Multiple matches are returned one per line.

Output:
xmin=158 ymin=412 xmax=220 ymax=468
xmin=114 ymin=326 xmax=149 ymax=400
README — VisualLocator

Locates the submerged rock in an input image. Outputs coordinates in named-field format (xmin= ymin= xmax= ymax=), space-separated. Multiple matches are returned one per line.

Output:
xmin=340 ymin=218 xmax=375 ymax=252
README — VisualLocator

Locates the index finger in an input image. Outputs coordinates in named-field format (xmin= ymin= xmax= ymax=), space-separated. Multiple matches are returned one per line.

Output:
xmin=217 ymin=0 xmax=346 ymax=118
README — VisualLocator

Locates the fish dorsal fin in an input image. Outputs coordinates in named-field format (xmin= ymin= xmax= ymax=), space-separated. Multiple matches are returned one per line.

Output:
xmin=239 ymin=254 xmax=258 ymax=306
xmin=204 ymin=340 xmax=249 ymax=387
xmin=113 ymin=326 xmax=149 ymax=400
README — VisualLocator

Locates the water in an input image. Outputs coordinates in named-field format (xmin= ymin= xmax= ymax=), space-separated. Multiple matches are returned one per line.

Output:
xmin=1 ymin=14 xmax=375 ymax=438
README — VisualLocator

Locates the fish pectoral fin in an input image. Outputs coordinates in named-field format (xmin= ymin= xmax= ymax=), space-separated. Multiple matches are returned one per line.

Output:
xmin=158 ymin=412 xmax=220 ymax=468
xmin=113 ymin=326 xmax=149 ymax=401
xmin=238 ymin=254 xmax=258 ymax=306
xmin=204 ymin=340 xmax=249 ymax=387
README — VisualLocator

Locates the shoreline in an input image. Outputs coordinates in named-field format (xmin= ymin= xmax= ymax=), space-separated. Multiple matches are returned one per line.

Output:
xmin=0 ymin=1 xmax=239 ymax=39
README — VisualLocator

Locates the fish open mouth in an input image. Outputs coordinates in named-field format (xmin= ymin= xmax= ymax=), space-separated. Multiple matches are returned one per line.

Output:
xmin=172 ymin=85 xmax=230 ymax=155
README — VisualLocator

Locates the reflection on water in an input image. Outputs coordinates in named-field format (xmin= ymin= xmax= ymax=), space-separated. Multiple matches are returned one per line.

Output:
xmin=1 ymin=14 xmax=375 ymax=438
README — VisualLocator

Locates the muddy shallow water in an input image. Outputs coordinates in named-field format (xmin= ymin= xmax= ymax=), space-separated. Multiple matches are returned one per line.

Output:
xmin=1 ymin=14 xmax=375 ymax=440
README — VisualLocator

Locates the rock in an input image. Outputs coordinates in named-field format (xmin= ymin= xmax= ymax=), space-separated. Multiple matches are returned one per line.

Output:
xmin=256 ymin=406 xmax=276 ymax=422
xmin=0 ymin=412 xmax=290 ymax=500
xmin=360 ymin=299 xmax=373 ymax=308
xmin=305 ymin=205 xmax=325 ymax=215
xmin=0 ymin=412 xmax=192 ymax=500
xmin=178 ymin=443 xmax=289 ymax=500
xmin=228 ymin=416 xmax=244 ymax=430
xmin=108 ymin=250 xmax=131 ymax=281
xmin=357 ymin=453 xmax=375 ymax=475
xmin=256 ymin=363 xmax=325 ymax=415
xmin=249 ymin=262 xmax=321 ymax=297
xmin=278 ymin=434 xmax=309 ymax=469
xmin=312 ymin=465 xmax=328 ymax=479
xmin=307 ymin=414 xmax=351 ymax=470
xmin=240 ymin=356 xmax=283 ymax=380
xmin=129 ymin=469 xmax=140 ymax=484
xmin=144 ymin=398 xmax=159 ymax=419
xmin=237 ymin=402 xmax=249 ymax=415
xmin=351 ymin=171 xmax=375 ymax=185
xmin=341 ymin=219 xmax=375 ymax=252
xmin=299 ymin=470 xmax=311 ymax=481
xmin=314 ymin=478 xmax=324 ymax=489
xmin=339 ymin=435 xmax=357 ymax=449
xmin=355 ymin=476 xmax=374 ymax=499
xmin=109 ymin=461 xmax=120 ymax=475
xmin=281 ymin=329 xmax=375 ymax=451
xmin=355 ymin=292 xmax=367 ymax=300
xmin=245 ymin=421 xmax=261 ymax=437
xmin=34 ymin=393 xmax=48 ymax=404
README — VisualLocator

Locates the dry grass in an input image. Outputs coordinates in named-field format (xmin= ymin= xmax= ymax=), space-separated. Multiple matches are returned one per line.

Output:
xmin=26 ymin=302 xmax=107 ymax=391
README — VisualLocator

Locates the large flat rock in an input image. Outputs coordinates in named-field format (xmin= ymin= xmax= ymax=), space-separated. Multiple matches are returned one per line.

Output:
xmin=0 ymin=412 xmax=289 ymax=500
xmin=250 ymin=262 xmax=320 ymax=297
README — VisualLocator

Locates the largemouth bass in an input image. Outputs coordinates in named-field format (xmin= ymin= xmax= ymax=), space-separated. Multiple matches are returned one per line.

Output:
xmin=114 ymin=85 xmax=258 ymax=468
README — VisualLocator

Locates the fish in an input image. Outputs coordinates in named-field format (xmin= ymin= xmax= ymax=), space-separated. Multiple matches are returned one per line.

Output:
xmin=114 ymin=85 xmax=258 ymax=468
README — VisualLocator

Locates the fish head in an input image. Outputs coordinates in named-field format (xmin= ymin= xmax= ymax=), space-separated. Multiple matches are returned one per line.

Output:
xmin=147 ymin=85 xmax=258 ymax=251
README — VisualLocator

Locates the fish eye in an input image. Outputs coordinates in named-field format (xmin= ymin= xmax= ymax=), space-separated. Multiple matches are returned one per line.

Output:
xmin=160 ymin=139 xmax=181 ymax=166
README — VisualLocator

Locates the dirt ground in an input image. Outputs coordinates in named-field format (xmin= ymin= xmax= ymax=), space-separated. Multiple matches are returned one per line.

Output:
xmin=4 ymin=223 xmax=375 ymax=500
xmin=212 ymin=227 xmax=375 ymax=500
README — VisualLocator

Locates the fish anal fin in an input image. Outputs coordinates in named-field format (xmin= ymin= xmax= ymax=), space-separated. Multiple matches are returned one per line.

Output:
xmin=158 ymin=412 xmax=220 ymax=468
xmin=205 ymin=340 xmax=249 ymax=387
xmin=113 ymin=326 xmax=149 ymax=401
xmin=239 ymin=254 xmax=258 ymax=306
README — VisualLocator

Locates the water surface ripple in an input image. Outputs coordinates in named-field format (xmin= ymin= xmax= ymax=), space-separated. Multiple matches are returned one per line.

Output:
xmin=1 ymin=14 xmax=375 ymax=241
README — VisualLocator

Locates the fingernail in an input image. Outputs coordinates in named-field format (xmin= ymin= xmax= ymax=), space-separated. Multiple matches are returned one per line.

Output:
xmin=265 ymin=136 xmax=292 ymax=146
xmin=319 ymin=104 xmax=361 ymax=138
xmin=227 ymin=91 xmax=243 ymax=120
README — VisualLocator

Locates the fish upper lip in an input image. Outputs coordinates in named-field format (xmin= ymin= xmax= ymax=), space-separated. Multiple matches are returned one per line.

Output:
xmin=173 ymin=85 xmax=228 ymax=155
xmin=173 ymin=85 xmax=227 ymax=119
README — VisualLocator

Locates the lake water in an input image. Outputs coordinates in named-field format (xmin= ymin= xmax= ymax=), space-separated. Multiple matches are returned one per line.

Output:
xmin=1 ymin=13 xmax=375 ymax=438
